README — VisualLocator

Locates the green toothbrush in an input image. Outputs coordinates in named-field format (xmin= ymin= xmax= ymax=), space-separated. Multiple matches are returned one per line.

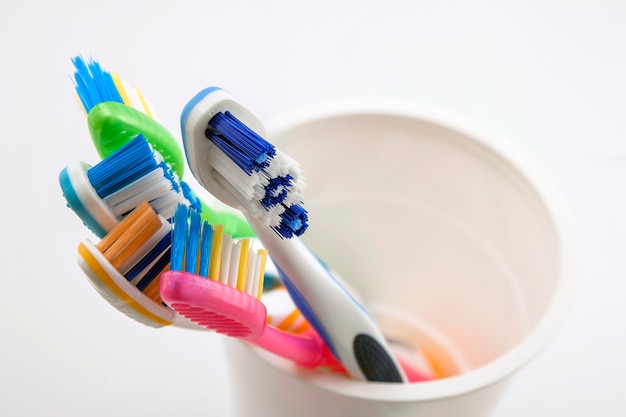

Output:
xmin=72 ymin=55 xmax=255 ymax=238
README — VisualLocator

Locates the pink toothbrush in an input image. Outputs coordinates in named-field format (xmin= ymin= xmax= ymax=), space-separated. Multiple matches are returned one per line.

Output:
xmin=159 ymin=204 xmax=344 ymax=372
xmin=160 ymin=204 xmax=432 ymax=381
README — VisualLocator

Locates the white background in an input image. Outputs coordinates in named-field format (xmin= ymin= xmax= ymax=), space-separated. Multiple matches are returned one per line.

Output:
xmin=1 ymin=1 xmax=624 ymax=416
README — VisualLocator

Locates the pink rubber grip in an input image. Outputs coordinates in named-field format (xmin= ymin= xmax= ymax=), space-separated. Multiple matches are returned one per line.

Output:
xmin=160 ymin=271 xmax=343 ymax=370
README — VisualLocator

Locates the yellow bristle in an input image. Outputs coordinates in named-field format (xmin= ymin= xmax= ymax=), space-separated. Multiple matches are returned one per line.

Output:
xmin=256 ymin=249 xmax=268 ymax=300
xmin=208 ymin=224 xmax=224 ymax=280
xmin=135 ymin=88 xmax=154 ymax=119
xmin=111 ymin=72 xmax=132 ymax=107
xmin=236 ymin=239 xmax=251 ymax=292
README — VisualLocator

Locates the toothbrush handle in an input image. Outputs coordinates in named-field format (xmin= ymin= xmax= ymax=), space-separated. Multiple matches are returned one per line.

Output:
xmin=251 ymin=325 xmax=345 ymax=372
xmin=249 ymin=217 xmax=407 ymax=382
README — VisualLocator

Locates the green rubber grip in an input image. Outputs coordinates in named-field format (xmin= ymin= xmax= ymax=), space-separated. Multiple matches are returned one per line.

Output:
xmin=87 ymin=101 xmax=185 ymax=178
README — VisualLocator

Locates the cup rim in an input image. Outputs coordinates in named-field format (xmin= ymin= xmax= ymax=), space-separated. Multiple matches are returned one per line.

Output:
xmin=263 ymin=98 xmax=579 ymax=401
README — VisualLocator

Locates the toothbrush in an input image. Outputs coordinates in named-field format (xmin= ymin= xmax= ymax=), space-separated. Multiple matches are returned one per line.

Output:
xmin=71 ymin=55 xmax=183 ymax=178
xmin=180 ymin=87 xmax=407 ymax=382
xmin=77 ymin=201 xmax=180 ymax=328
xmin=159 ymin=204 xmax=345 ymax=372
xmin=75 ymin=192 xmax=334 ymax=362
xmin=76 ymin=199 xmax=433 ymax=379
xmin=59 ymin=134 xmax=199 ymax=238
xmin=71 ymin=55 xmax=254 ymax=238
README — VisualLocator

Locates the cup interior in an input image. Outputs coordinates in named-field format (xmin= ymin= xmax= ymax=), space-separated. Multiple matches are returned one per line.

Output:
xmin=245 ymin=103 xmax=576 ymax=402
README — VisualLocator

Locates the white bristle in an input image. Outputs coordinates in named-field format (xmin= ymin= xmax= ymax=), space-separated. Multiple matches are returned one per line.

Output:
xmin=106 ymin=171 xmax=183 ymax=217
xmin=208 ymin=144 xmax=307 ymax=229
xmin=227 ymin=238 xmax=242 ymax=288
xmin=149 ymin=193 xmax=186 ymax=220
xmin=219 ymin=233 xmax=233 ymax=285
xmin=208 ymin=147 xmax=268 ymax=201
xmin=265 ymin=150 xmax=304 ymax=183
xmin=245 ymin=252 xmax=262 ymax=297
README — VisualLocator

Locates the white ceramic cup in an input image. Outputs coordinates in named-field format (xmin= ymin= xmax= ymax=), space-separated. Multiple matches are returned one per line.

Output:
xmin=223 ymin=101 xmax=577 ymax=417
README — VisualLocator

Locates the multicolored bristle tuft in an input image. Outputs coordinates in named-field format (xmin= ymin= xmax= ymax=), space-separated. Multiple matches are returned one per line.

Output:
xmin=87 ymin=134 xmax=200 ymax=219
xmin=94 ymin=201 xmax=171 ymax=301
xmin=77 ymin=201 xmax=175 ymax=327
xmin=60 ymin=134 xmax=200 ymax=238
xmin=204 ymin=110 xmax=308 ymax=238
xmin=170 ymin=204 xmax=267 ymax=300
xmin=71 ymin=55 xmax=156 ymax=117
xmin=72 ymin=56 xmax=123 ymax=114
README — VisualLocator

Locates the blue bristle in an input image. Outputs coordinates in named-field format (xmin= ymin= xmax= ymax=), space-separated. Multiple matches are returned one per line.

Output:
xmin=170 ymin=204 xmax=213 ymax=276
xmin=71 ymin=56 xmax=123 ymax=113
xmin=206 ymin=112 xmax=276 ymax=174
xmin=87 ymin=135 xmax=158 ymax=198
xmin=125 ymin=232 xmax=172 ymax=282
xmin=198 ymin=221 xmax=213 ymax=278
xmin=136 ymin=246 xmax=171 ymax=292
xmin=273 ymin=204 xmax=309 ymax=238
xmin=159 ymin=162 xmax=180 ymax=193
xmin=180 ymin=182 xmax=202 ymax=212
xmin=184 ymin=209 xmax=202 ymax=274
xmin=170 ymin=204 xmax=189 ymax=272
xmin=261 ymin=174 xmax=293 ymax=208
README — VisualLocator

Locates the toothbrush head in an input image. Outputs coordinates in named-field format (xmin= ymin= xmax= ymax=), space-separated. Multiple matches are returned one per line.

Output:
xmin=180 ymin=87 xmax=309 ymax=238
xmin=160 ymin=271 xmax=266 ymax=339
xmin=72 ymin=55 xmax=157 ymax=119
xmin=71 ymin=55 xmax=184 ymax=178
xmin=60 ymin=134 xmax=199 ymax=238
xmin=72 ymin=55 xmax=123 ymax=114
xmin=77 ymin=201 xmax=176 ymax=327
xmin=160 ymin=204 xmax=269 ymax=339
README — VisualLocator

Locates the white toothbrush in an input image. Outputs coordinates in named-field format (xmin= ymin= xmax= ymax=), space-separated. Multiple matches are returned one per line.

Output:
xmin=180 ymin=87 xmax=407 ymax=382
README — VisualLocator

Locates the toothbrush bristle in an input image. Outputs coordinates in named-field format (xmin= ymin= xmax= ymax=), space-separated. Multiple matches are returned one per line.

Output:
xmin=169 ymin=204 xmax=267 ymax=300
xmin=170 ymin=204 xmax=188 ymax=272
xmin=207 ymin=112 xmax=276 ymax=174
xmin=160 ymin=206 xmax=268 ymax=337
xmin=261 ymin=174 xmax=293 ymax=208
xmin=273 ymin=204 xmax=309 ymax=238
xmin=88 ymin=134 xmax=159 ymax=197
xmin=204 ymin=111 xmax=309 ymax=238
xmin=72 ymin=56 xmax=123 ymax=113
xmin=95 ymin=201 xmax=171 ymax=303
xmin=127 ymin=232 xmax=172 ymax=290
xmin=86 ymin=135 xmax=197 ymax=219
xmin=180 ymin=181 xmax=202 ymax=211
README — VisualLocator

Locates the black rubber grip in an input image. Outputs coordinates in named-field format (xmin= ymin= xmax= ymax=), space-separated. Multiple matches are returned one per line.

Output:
xmin=353 ymin=334 xmax=404 ymax=382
